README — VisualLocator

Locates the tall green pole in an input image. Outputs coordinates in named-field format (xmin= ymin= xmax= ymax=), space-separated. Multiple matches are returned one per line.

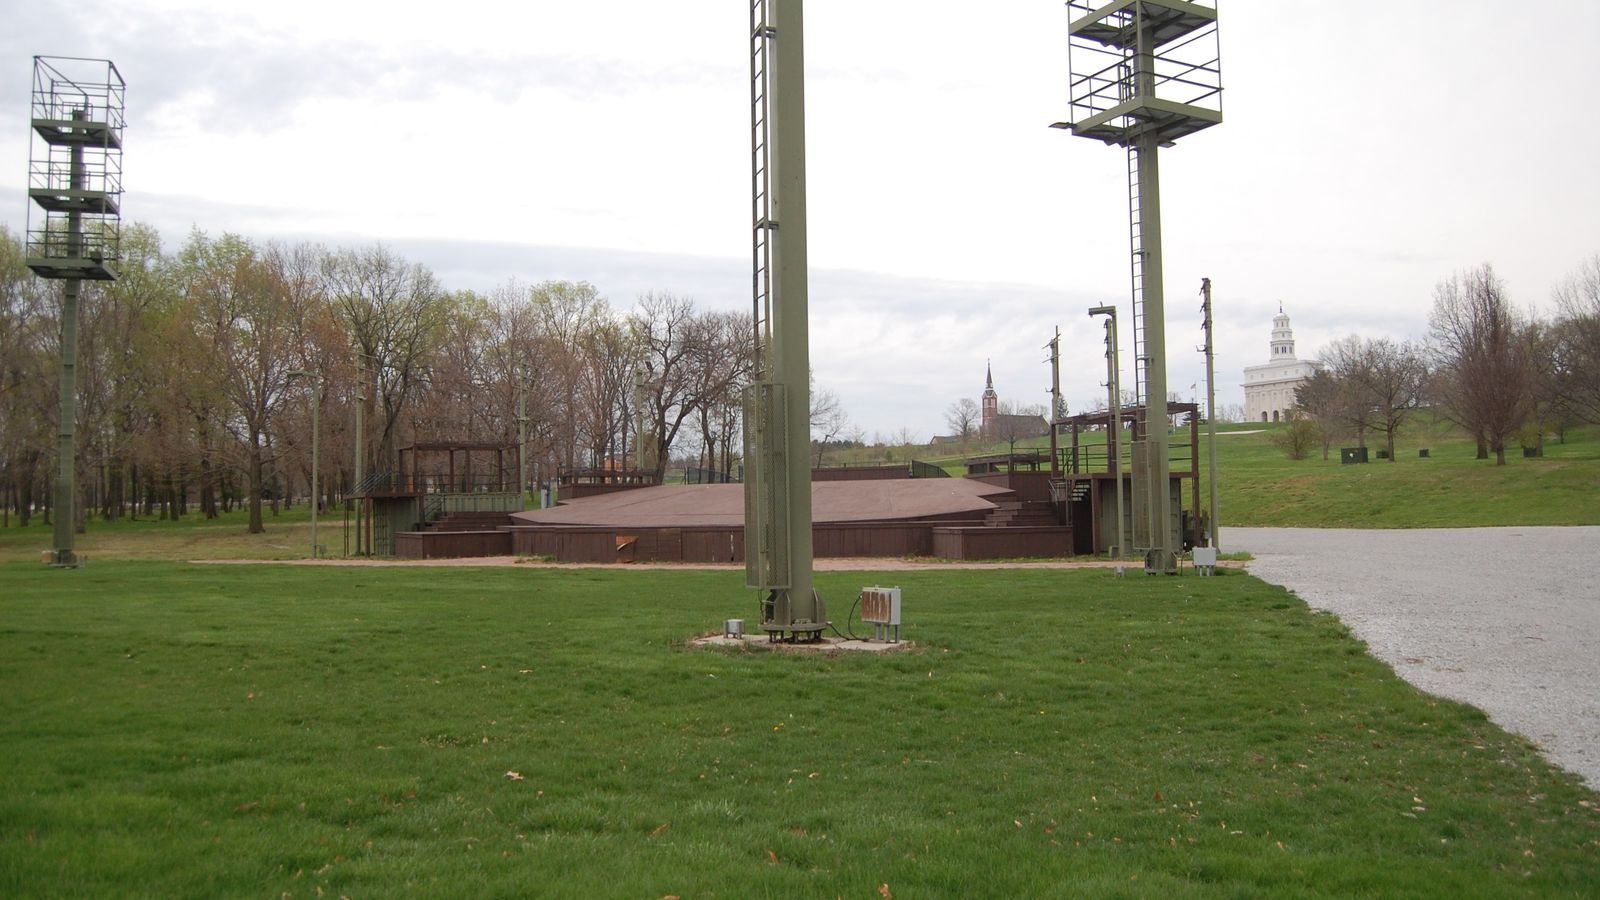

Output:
xmin=772 ymin=0 xmax=818 ymax=629
xmin=1048 ymin=327 xmax=1061 ymax=475
xmin=310 ymin=378 xmax=320 ymax=558
xmin=354 ymin=350 xmax=365 ymax=555
xmin=1134 ymin=18 xmax=1175 ymax=575
xmin=517 ymin=371 xmax=529 ymax=507
xmin=1090 ymin=305 xmax=1124 ymax=559
xmin=1201 ymin=277 xmax=1219 ymax=551
xmin=50 ymin=111 xmax=87 ymax=567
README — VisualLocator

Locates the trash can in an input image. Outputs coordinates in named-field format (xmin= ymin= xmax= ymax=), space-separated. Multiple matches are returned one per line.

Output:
xmin=1376 ymin=449 xmax=1389 ymax=459
xmin=1418 ymin=448 xmax=1430 ymax=458
xmin=1340 ymin=447 xmax=1369 ymax=465
xmin=1523 ymin=446 xmax=1541 ymax=458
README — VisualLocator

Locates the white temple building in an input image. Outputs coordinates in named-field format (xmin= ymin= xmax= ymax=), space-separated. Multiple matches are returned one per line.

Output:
xmin=1243 ymin=306 xmax=1320 ymax=423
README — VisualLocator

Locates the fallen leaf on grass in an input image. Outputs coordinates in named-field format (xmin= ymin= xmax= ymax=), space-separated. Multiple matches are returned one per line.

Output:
xmin=504 ymin=771 xmax=524 ymax=781
xmin=766 ymin=848 xmax=779 ymax=864
xmin=648 ymin=822 xmax=671 ymax=839
xmin=879 ymin=884 xmax=892 ymax=899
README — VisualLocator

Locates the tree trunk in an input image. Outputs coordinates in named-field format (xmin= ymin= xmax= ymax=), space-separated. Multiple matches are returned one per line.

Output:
xmin=1476 ymin=438 xmax=1488 ymax=460
xmin=248 ymin=435 xmax=265 ymax=534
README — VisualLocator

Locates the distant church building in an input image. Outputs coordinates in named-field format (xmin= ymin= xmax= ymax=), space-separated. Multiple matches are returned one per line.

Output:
xmin=981 ymin=362 xmax=999 ymax=433
xmin=980 ymin=361 xmax=1048 ymax=440
xmin=1243 ymin=306 xmax=1319 ymax=423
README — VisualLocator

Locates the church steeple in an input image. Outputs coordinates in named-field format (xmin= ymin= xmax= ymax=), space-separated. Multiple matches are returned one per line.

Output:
xmin=1270 ymin=306 xmax=1296 ymax=360
xmin=981 ymin=359 xmax=998 ymax=434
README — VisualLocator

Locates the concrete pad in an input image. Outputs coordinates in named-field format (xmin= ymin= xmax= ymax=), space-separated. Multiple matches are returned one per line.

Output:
xmin=688 ymin=632 xmax=913 ymax=653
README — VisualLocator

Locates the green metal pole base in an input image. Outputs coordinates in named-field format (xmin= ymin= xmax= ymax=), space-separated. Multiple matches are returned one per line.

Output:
xmin=1143 ymin=548 xmax=1177 ymax=576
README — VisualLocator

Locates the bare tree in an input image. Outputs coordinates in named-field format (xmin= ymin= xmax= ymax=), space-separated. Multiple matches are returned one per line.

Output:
xmin=1319 ymin=336 xmax=1381 ymax=450
xmin=1552 ymin=255 xmax=1600 ymax=423
xmin=944 ymin=397 xmax=980 ymax=444
xmin=633 ymin=293 xmax=708 ymax=484
xmin=810 ymin=371 xmax=848 ymax=466
xmin=1293 ymin=369 xmax=1343 ymax=460
xmin=1428 ymin=264 xmax=1531 ymax=465
xmin=1348 ymin=337 xmax=1428 ymax=462
xmin=182 ymin=233 xmax=313 ymax=532
xmin=322 ymin=244 xmax=449 ymax=474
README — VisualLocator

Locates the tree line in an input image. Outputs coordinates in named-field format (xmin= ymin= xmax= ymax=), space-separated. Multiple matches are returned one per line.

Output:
xmin=1284 ymin=260 xmax=1600 ymax=464
xmin=0 ymin=223 xmax=768 ymax=533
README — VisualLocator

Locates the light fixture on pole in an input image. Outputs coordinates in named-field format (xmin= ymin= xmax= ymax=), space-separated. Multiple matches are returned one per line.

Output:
xmin=1199 ymin=277 xmax=1219 ymax=552
xmin=1088 ymin=305 xmax=1124 ymax=559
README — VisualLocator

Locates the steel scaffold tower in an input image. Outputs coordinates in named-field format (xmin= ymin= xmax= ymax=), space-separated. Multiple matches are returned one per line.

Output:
xmin=1053 ymin=0 xmax=1221 ymax=574
xmin=24 ymin=57 xmax=125 ymax=568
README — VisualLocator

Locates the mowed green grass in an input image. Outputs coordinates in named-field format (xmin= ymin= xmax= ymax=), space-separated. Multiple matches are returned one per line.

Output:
xmin=1203 ymin=420 xmax=1600 ymax=528
xmin=0 ymin=505 xmax=330 ymax=565
xmin=3 ymin=563 xmax=1596 ymax=897
xmin=919 ymin=419 xmax=1600 ymax=529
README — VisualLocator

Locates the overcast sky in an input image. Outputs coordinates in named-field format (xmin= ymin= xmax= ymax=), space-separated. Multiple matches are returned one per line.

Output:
xmin=5 ymin=1 xmax=1597 ymax=439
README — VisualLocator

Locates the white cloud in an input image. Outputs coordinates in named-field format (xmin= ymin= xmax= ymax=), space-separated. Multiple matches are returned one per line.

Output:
xmin=4 ymin=0 xmax=1598 ymax=438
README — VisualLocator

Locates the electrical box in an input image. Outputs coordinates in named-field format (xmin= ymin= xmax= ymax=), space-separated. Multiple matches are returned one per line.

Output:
xmin=1192 ymin=547 xmax=1217 ymax=576
xmin=860 ymin=586 xmax=902 ymax=642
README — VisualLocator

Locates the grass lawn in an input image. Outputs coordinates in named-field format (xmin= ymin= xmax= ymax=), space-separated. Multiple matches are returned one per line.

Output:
xmin=3 ymin=563 xmax=1596 ymax=897
xmin=1203 ymin=420 xmax=1600 ymax=528
xmin=916 ymin=419 xmax=1600 ymax=529
xmin=0 ymin=505 xmax=329 ymax=565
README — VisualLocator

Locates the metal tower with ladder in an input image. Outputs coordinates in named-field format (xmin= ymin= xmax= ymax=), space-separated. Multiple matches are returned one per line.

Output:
xmin=1053 ymin=0 xmax=1221 ymax=574
xmin=24 ymin=57 xmax=125 ymax=568
xmin=744 ymin=0 xmax=824 ymax=639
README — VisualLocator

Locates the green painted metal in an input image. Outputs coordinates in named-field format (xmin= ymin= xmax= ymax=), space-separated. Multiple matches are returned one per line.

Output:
xmin=1089 ymin=305 xmax=1125 ymax=558
xmin=27 ymin=59 xmax=127 ymax=567
xmin=1201 ymin=277 xmax=1219 ymax=551
xmin=1056 ymin=2 xmax=1221 ymax=574
xmin=745 ymin=0 xmax=823 ymax=636
xmin=354 ymin=350 xmax=367 ymax=555
xmin=1135 ymin=124 xmax=1176 ymax=574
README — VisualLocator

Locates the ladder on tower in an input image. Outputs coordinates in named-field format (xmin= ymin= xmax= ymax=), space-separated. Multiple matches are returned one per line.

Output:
xmin=1127 ymin=143 xmax=1148 ymax=413
xmin=1126 ymin=140 xmax=1155 ymax=554
xmin=750 ymin=0 xmax=776 ymax=380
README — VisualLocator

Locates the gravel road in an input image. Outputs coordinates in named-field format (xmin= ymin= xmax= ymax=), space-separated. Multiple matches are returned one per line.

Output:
xmin=1231 ymin=526 xmax=1600 ymax=788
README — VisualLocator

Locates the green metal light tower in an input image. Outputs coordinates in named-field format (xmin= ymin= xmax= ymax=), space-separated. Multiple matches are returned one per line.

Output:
xmin=1053 ymin=1 xmax=1221 ymax=574
xmin=744 ymin=0 xmax=824 ymax=640
xmin=24 ymin=57 xmax=125 ymax=568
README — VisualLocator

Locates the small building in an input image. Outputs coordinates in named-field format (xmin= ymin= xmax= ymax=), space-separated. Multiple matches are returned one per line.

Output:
xmin=1243 ymin=306 xmax=1320 ymax=423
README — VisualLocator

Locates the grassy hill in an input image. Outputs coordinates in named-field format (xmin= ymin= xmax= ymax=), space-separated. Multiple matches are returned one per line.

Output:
xmin=908 ymin=417 xmax=1599 ymax=529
